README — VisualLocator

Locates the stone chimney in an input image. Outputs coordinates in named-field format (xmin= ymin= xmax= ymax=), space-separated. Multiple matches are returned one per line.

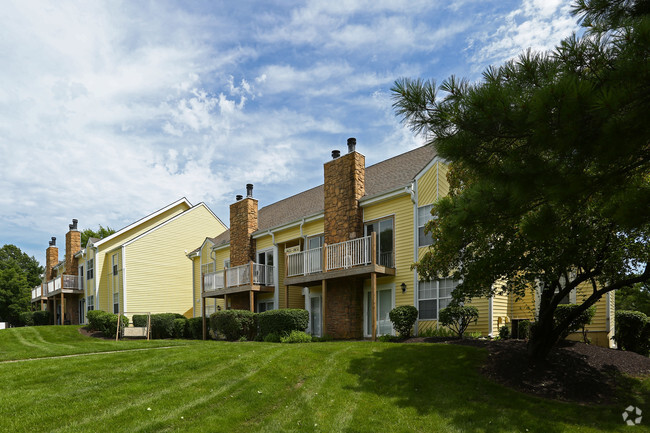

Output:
xmin=324 ymin=138 xmax=365 ymax=244
xmin=45 ymin=237 xmax=58 ymax=281
xmin=65 ymin=219 xmax=81 ymax=275
xmin=229 ymin=184 xmax=258 ymax=266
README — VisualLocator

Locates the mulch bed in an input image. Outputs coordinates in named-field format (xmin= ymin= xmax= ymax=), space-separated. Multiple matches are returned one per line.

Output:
xmin=78 ymin=327 xmax=109 ymax=339
xmin=404 ymin=337 xmax=650 ymax=404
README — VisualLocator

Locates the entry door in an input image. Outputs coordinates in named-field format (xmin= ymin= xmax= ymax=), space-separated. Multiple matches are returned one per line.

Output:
xmin=310 ymin=296 xmax=322 ymax=337
xmin=366 ymin=288 xmax=393 ymax=336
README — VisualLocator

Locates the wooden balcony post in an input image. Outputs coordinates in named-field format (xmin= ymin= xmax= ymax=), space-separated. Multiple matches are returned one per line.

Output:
xmin=60 ymin=292 xmax=64 ymax=326
xmin=250 ymin=290 xmax=255 ymax=312
xmin=115 ymin=313 xmax=121 ymax=342
xmin=223 ymin=268 xmax=228 ymax=289
xmin=201 ymin=272 xmax=204 ymax=295
xmin=285 ymin=285 xmax=289 ymax=309
xmin=250 ymin=261 xmax=254 ymax=288
xmin=371 ymin=232 xmax=377 ymax=266
xmin=323 ymin=243 xmax=328 ymax=273
xmin=224 ymin=294 xmax=228 ymax=310
xmin=371 ymin=272 xmax=377 ymax=341
xmin=285 ymin=251 xmax=289 ymax=279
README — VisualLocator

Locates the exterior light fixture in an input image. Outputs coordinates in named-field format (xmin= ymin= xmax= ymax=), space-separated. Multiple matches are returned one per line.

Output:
xmin=217 ymin=305 xmax=222 ymax=311
xmin=401 ymin=282 xmax=407 ymax=293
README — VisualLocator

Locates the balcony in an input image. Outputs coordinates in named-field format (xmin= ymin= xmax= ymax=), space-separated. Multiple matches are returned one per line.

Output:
xmin=284 ymin=234 xmax=395 ymax=287
xmin=31 ymin=285 xmax=44 ymax=301
xmin=44 ymin=275 xmax=83 ymax=297
xmin=202 ymin=262 xmax=274 ymax=297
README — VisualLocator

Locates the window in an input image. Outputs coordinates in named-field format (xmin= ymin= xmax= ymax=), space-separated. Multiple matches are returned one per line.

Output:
xmin=257 ymin=250 xmax=273 ymax=267
xmin=258 ymin=300 xmax=274 ymax=313
xmin=86 ymin=259 xmax=94 ymax=280
xmin=78 ymin=265 xmax=84 ymax=291
xmin=112 ymin=254 xmax=118 ymax=276
xmin=418 ymin=205 xmax=435 ymax=247
xmin=418 ymin=278 xmax=458 ymax=320
xmin=308 ymin=235 xmax=323 ymax=250
xmin=364 ymin=218 xmax=394 ymax=267
xmin=113 ymin=293 xmax=119 ymax=314
xmin=87 ymin=295 xmax=94 ymax=311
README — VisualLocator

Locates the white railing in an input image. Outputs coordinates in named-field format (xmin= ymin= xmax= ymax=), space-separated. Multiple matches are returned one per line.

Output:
xmin=203 ymin=264 xmax=274 ymax=292
xmin=31 ymin=286 xmax=42 ymax=300
xmin=46 ymin=279 xmax=55 ymax=295
xmin=62 ymin=275 xmax=79 ymax=290
xmin=54 ymin=277 xmax=61 ymax=292
xmin=326 ymin=236 xmax=371 ymax=271
xmin=287 ymin=248 xmax=323 ymax=277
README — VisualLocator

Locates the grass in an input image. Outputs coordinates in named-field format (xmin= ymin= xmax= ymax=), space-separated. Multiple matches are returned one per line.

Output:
xmin=0 ymin=326 xmax=648 ymax=432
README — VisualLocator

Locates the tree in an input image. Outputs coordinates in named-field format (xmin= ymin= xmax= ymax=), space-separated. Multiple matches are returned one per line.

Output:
xmin=438 ymin=304 xmax=479 ymax=339
xmin=80 ymin=225 xmax=116 ymax=247
xmin=392 ymin=0 xmax=650 ymax=360
xmin=0 ymin=245 xmax=43 ymax=325
xmin=616 ymin=281 xmax=650 ymax=316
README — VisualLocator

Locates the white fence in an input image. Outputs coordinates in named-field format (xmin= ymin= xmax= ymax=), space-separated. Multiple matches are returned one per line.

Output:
xmin=203 ymin=264 xmax=274 ymax=292
xmin=287 ymin=248 xmax=323 ymax=277
xmin=326 ymin=236 xmax=371 ymax=271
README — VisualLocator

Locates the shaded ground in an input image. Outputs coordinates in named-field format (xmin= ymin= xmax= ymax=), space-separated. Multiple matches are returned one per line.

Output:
xmin=405 ymin=337 xmax=650 ymax=404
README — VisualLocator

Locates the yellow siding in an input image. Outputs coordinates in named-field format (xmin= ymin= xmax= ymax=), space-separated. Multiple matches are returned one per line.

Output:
xmin=437 ymin=162 xmax=449 ymax=198
xmin=124 ymin=205 xmax=226 ymax=316
xmin=214 ymin=247 xmax=230 ymax=271
xmin=302 ymin=219 xmax=324 ymax=238
xmin=363 ymin=194 xmax=414 ymax=308
xmin=255 ymin=236 xmax=273 ymax=252
xmin=575 ymin=282 xmax=609 ymax=334
xmin=417 ymin=161 xmax=438 ymax=205
xmin=94 ymin=202 xmax=190 ymax=312
xmin=492 ymin=293 xmax=509 ymax=335
xmin=465 ymin=297 xmax=491 ymax=335
xmin=508 ymin=288 xmax=536 ymax=320
xmin=274 ymin=225 xmax=301 ymax=244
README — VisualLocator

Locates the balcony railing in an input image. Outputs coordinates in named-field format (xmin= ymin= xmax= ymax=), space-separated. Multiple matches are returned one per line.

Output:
xmin=203 ymin=263 xmax=274 ymax=293
xmin=43 ymin=275 xmax=82 ymax=296
xmin=287 ymin=247 xmax=322 ymax=277
xmin=286 ymin=234 xmax=395 ymax=278
xmin=31 ymin=285 xmax=42 ymax=300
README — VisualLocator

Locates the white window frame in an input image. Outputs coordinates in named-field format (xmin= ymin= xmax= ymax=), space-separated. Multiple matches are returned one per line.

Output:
xmin=87 ymin=295 xmax=94 ymax=311
xmin=113 ymin=292 xmax=119 ymax=314
xmin=86 ymin=259 xmax=94 ymax=280
xmin=363 ymin=284 xmax=395 ymax=337
xmin=257 ymin=299 xmax=274 ymax=313
xmin=418 ymin=278 xmax=457 ymax=320
xmin=418 ymin=204 xmax=435 ymax=247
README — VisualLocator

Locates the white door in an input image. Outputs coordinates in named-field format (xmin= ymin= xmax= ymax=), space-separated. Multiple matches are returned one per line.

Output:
xmin=365 ymin=288 xmax=393 ymax=337
xmin=310 ymin=296 xmax=322 ymax=337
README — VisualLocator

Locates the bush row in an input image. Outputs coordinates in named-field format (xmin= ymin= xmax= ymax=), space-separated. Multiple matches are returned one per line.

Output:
xmin=16 ymin=310 xmax=51 ymax=327
xmin=131 ymin=313 xmax=203 ymax=339
xmin=209 ymin=309 xmax=309 ymax=341
xmin=86 ymin=310 xmax=129 ymax=338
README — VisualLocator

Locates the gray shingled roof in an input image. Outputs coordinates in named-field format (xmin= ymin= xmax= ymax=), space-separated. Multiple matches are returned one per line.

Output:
xmin=208 ymin=144 xmax=437 ymax=247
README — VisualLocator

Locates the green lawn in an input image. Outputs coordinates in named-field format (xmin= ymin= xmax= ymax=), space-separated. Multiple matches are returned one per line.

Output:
xmin=0 ymin=326 xmax=647 ymax=432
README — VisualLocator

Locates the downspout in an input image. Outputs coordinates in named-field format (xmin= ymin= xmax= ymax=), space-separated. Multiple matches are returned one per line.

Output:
xmin=191 ymin=253 xmax=196 ymax=318
xmin=121 ymin=245 xmax=127 ymax=315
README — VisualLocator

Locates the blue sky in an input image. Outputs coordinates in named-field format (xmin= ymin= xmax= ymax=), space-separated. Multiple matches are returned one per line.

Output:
xmin=0 ymin=0 xmax=579 ymax=265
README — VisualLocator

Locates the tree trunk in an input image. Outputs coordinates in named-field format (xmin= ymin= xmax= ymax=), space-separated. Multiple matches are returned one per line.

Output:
xmin=527 ymin=314 xmax=560 ymax=361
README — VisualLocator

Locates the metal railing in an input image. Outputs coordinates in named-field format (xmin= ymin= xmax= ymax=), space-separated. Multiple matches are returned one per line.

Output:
xmin=62 ymin=275 xmax=79 ymax=290
xmin=326 ymin=236 xmax=372 ymax=271
xmin=203 ymin=263 xmax=274 ymax=292
xmin=287 ymin=248 xmax=323 ymax=277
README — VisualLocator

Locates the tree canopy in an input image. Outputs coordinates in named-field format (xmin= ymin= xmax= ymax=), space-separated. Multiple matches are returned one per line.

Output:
xmin=80 ymin=225 xmax=116 ymax=247
xmin=0 ymin=245 xmax=43 ymax=325
xmin=392 ymin=0 xmax=649 ymax=359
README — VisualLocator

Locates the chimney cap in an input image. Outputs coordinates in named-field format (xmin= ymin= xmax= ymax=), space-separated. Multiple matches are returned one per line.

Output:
xmin=49 ymin=237 xmax=56 ymax=246
xmin=69 ymin=218 xmax=79 ymax=231
xmin=236 ymin=194 xmax=243 ymax=201
xmin=332 ymin=150 xmax=341 ymax=159
xmin=246 ymin=184 xmax=253 ymax=198
xmin=347 ymin=137 xmax=356 ymax=153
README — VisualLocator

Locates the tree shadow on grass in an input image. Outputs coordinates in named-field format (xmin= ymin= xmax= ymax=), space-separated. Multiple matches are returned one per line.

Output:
xmin=345 ymin=343 xmax=628 ymax=433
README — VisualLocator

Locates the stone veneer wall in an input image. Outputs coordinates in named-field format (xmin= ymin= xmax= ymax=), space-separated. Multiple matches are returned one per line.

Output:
xmin=229 ymin=198 xmax=258 ymax=267
xmin=326 ymin=279 xmax=364 ymax=339
xmin=323 ymin=151 xmax=365 ymax=245
xmin=65 ymin=230 xmax=81 ymax=275
xmin=45 ymin=246 xmax=59 ymax=281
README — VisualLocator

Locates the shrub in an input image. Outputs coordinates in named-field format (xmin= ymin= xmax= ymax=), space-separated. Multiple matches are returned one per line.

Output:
xmin=102 ymin=314 xmax=129 ymax=339
xmin=418 ymin=326 xmax=456 ymax=338
xmin=86 ymin=310 xmax=109 ymax=331
xmin=498 ymin=325 xmax=510 ymax=339
xmin=132 ymin=315 xmax=148 ymax=328
xmin=18 ymin=311 xmax=33 ymax=327
xmin=378 ymin=334 xmax=401 ymax=342
xmin=173 ymin=318 xmax=188 ymax=339
xmin=257 ymin=309 xmax=309 ymax=339
xmin=388 ymin=305 xmax=418 ymax=338
xmin=614 ymin=310 xmax=650 ymax=356
xmin=187 ymin=317 xmax=203 ymax=339
xmin=311 ymin=334 xmax=334 ymax=342
xmin=468 ymin=331 xmax=482 ymax=339
xmin=517 ymin=320 xmax=531 ymax=340
xmin=439 ymin=305 xmax=479 ymax=338
xmin=554 ymin=304 xmax=596 ymax=340
xmin=149 ymin=313 xmax=181 ymax=339
xmin=280 ymin=330 xmax=312 ymax=343
xmin=32 ymin=310 xmax=50 ymax=326
xmin=210 ymin=310 xmax=257 ymax=341
xmin=263 ymin=332 xmax=281 ymax=343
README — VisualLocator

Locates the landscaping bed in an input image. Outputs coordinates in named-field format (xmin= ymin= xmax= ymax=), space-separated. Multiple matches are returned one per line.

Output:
xmin=406 ymin=337 xmax=650 ymax=404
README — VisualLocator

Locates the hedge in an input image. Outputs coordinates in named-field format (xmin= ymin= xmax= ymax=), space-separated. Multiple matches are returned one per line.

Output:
xmin=132 ymin=315 xmax=148 ymax=328
xmin=173 ymin=318 xmax=188 ymax=339
xmin=257 ymin=309 xmax=308 ymax=339
xmin=210 ymin=310 xmax=257 ymax=341
xmin=187 ymin=317 xmax=204 ymax=339
xmin=87 ymin=310 xmax=110 ymax=331
xmin=149 ymin=313 xmax=185 ymax=339
xmin=614 ymin=310 xmax=650 ymax=356
xmin=17 ymin=311 xmax=34 ymax=327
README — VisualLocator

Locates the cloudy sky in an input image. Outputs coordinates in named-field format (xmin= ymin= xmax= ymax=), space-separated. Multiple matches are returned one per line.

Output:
xmin=0 ymin=0 xmax=579 ymax=265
